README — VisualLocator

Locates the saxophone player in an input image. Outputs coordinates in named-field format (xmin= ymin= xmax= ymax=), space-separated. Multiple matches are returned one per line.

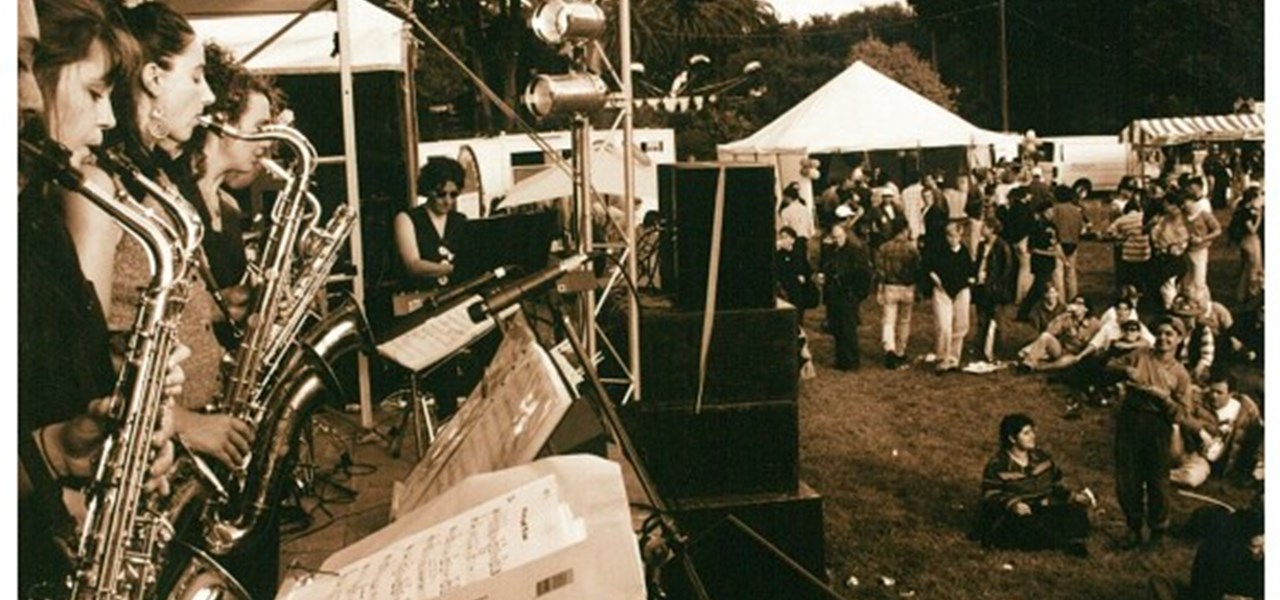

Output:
xmin=18 ymin=0 xmax=181 ymax=593
xmin=63 ymin=2 xmax=256 ymax=472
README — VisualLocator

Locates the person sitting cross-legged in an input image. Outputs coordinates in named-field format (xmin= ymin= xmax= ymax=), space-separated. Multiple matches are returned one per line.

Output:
xmin=971 ymin=413 xmax=1093 ymax=556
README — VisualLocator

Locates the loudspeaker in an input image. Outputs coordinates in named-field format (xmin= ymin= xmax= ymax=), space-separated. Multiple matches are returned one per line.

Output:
xmin=621 ymin=400 xmax=798 ymax=499
xmin=639 ymin=296 xmax=797 ymax=406
xmin=660 ymin=516 xmax=843 ymax=600
xmin=670 ymin=482 xmax=827 ymax=579
xmin=659 ymin=163 xmax=777 ymax=310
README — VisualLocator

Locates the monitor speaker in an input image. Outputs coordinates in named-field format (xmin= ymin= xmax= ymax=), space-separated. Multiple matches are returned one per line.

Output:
xmin=659 ymin=163 xmax=777 ymax=310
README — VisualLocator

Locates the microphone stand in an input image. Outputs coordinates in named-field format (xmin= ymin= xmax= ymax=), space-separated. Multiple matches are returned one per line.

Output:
xmin=537 ymin=291 xmax=710 ymax=600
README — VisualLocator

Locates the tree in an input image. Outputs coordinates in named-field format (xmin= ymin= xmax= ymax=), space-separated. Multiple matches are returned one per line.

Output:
xmin=847 ymin=38 xmax=957 ymax=111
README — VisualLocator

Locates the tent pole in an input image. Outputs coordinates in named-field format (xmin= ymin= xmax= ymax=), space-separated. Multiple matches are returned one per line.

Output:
xmin=619 ymin=0 xmax=640 ymax=401
xmin=335 ymin=0 xmax=373 ymax=429
xmin=402 ymin=24 xmax=420 ymax=209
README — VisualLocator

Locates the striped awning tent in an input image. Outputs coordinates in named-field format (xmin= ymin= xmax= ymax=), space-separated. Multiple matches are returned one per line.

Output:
xmin=1119 ymin=113 xmax=1265 ymax=146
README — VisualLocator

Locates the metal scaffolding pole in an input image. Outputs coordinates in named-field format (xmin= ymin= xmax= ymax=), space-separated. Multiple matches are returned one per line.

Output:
xmin=619 ymin=0 xmax=640 ymax=401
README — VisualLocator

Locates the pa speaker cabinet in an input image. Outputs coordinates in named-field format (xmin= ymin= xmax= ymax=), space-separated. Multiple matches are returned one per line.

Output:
xmin=659 ymin=163 xmax=777 ymax=310
xmin=621 ymin=400 xmax=798 ymax=499
xmin=670 ymin=482 xmax=827 ymax=580
xmin=639 ymin=296 xmax=797 ymax=406
xmin=660 ymin=514 xmax=843 ymax=600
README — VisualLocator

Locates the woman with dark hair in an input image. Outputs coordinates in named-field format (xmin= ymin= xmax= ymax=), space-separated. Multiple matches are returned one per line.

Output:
xmin=176 ymin=42 xmax=289 ymax=344
xmin=20 ymin=0 xmax=180 ymax=592
xmin=63 ymin=2 xmax=253 ymax=470
xmin=972 ymin=414 xmax=1093 ymax=555
xmin=396 ymin=156 xmax=469 ymax=290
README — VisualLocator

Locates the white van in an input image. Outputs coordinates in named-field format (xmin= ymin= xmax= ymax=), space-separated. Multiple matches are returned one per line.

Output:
xmin=1036 ymin=135 xmax=1131 ymax=196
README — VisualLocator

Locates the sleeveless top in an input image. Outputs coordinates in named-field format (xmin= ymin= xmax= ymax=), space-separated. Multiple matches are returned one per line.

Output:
xmin=402 ymin=204 xmax=467 ymax=290
xmin=107 ymin=195 xmax=225 ymax=411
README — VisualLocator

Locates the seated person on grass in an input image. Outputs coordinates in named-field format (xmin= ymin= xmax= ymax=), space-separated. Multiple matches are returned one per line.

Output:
xmin=972 ymin=413 xmax=1093 ymax=556
xmin=1170 ymin=371 xmax=1264 ymax=489
xmin=1017 ymin=296 xmax=1098 ymax=371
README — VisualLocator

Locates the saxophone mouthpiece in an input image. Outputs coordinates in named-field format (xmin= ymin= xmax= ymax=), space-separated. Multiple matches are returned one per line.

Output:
xmin=258 ymin=158 xmax=291 ymax=181
xmin=198 ymin=115 xmax=235 ymax=138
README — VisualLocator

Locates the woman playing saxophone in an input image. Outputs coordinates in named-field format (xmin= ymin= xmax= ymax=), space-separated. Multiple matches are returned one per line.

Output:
xmin=18 ymin=0 xmax=182 ymax=593
xmin=63 ymin=1 xmax=255 ymax=471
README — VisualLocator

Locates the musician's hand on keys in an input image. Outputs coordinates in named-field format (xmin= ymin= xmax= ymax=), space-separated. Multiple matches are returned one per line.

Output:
xmin=163 ymin=343 xmax=192 ymax=398
xmin=176 ymin=410 xmax=255 ymax=469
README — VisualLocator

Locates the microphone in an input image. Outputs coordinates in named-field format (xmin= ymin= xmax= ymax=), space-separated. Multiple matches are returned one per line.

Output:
xmin=468 ymin=254 xmax=590 ymax=323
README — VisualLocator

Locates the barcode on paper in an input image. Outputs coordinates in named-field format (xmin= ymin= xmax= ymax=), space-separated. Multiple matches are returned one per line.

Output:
xmin=535 ymin=569 xmax=574 ymax=596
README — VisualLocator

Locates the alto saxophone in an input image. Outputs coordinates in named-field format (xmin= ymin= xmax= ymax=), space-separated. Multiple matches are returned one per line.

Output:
xmin=193 ymin=117 xmax=371 ymax=555
xmin=88 ymin=146 xmax=250 ymax=600
xmin=17 ymin=136 xmax=220 ymax=600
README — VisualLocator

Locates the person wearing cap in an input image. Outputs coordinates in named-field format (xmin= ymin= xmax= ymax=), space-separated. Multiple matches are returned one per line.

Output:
xmin=1062 ymin=298 xmax=1152 ymax=406
xmin=778 ymin=180 xmax=815 ymax=247
xmin=1017 ymin=296 xmax=1096 ymax=372
xmin=864 ymin=186 xmax=906 ymax=248
xmin=1106 ymin=315 xmax=1195 ymax=549
xmin=1169 ymin=293 xmax=1216 ymax=382
xmin=971 ymin=413 xmax=1093 ymax=556
xmin=874 ymin=219 xmax=920 ymax=369
xmin=1169 ymin=371 xmax=1264 ymax=489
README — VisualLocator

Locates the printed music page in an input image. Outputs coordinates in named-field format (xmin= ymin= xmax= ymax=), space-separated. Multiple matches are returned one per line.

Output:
xmin=391 ymin=313 xmax=575 ymax=518
xmin=277 ymin=455 xmax=646 ymax=600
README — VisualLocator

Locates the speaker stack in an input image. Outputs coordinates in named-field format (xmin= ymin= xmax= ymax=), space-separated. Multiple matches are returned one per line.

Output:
xmin=621 ymin=163 xmax=834 ymax=597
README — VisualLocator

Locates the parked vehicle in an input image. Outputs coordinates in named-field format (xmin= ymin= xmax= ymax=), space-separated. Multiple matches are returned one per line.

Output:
xmin=1036 ymin=135 xmax=1131 ymax=196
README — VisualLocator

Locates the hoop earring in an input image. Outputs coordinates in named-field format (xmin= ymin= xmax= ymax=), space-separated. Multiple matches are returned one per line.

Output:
xmin=147 ymin=107 xmax=171 ymax=140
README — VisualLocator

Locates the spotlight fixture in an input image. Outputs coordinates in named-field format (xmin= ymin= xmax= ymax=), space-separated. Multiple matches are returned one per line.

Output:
xmin=530 ymin=0 xmax=607 ymax=45
xmin=524 ymin=73 xmax=609 ymax=118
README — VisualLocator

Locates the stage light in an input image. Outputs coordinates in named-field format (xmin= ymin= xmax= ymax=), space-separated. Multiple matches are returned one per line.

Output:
xmin=524 ymin=73 xmax=609 ymax=118
xmin=530 ymin=0 xmax=607 ymax=45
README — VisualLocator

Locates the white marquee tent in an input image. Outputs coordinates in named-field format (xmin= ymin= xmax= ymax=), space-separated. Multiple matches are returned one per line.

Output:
xmin=718 ymin=61 xmax=1013 ymax=201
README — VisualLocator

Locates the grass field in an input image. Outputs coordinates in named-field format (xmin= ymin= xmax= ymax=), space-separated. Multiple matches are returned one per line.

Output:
xmin=797 ymin=204 xmax=1260 ymax=599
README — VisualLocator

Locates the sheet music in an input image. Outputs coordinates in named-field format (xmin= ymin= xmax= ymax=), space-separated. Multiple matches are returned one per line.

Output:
xmin=276 ymin=456 xmax=647 ymax=600
xmin=377 ymin=296 xmax=516 ymax=372
xmin=392 ymin=314 xmax=575 ymax=518
xmin=323 ymin=475 xmax=586 ymax=600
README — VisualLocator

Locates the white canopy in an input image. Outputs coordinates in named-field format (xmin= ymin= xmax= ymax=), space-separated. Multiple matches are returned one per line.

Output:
xmin=719 ymin=61 xmax=1008 ymax=155
xmin=1119 ymin=114 xmax=1266 ymax=147
xmin=499 ymin=142 xmax=659 ymax=210
xmin=187 ymin=0 xmax=408 ymax=74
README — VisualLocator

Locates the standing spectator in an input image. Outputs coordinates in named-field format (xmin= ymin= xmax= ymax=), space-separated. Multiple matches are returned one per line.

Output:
xmin=972 ymin=217 xmax=1014 ymax=362
xmin=778 ymin=181 xmax=815 ymax=247
xmin=863 ymin=188 xmax=905 ymax=249
xmin=927 ymin=222 xmax=975 ymax=372
xmin=1227 ymin=185 xmax=1263 ymax=303
xmin=1108 ymin=316 xmax=1195 ymax=549
xmin=874 ymin=221 xmax=920 ymax=369
xmin=1170 ymin=372 xmax=1264 ymax=488
xmin=971 ymin=413 xmax=1093 ymax=556
xmin=820 ymin=224 xmax=873 ymax=371
xmin=1050 ymin=186 xmax=1087 ymax=301
xmin=920 ymin=186 xmax=950 ymax=266
xmin=1226 ymin=296 xmax=1263 ymax=366
xmin=775 ymin=226 xmax=815 ymax=326
xmin=1182 ymin=191 xmax=1222 ymax=297
xmin=1016 ymin=201 xmax=1061 ymax=322
xmin=1107 ymin=201 xmax=1151 ymax=303
xmin=1001 ymin=187 xmax=1036 ymax=305
xmin=1151 ymin=197 xmax=1190 ymax=309
xmin=900 ymin=173 xmax=926 ymax=242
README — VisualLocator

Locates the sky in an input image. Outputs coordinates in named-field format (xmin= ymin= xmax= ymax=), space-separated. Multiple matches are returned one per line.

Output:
xmin=766 ymin=0 xmax=905 ymax=24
